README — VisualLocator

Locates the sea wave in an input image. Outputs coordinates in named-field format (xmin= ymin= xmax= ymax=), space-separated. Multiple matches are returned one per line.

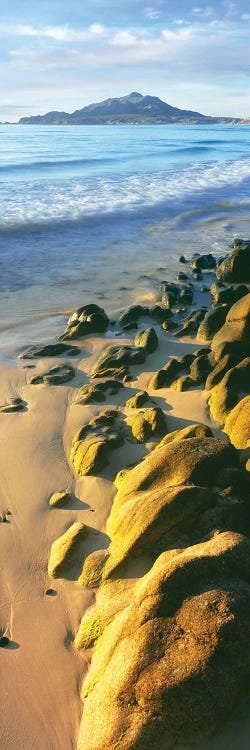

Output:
xmin=0 ymin=157 xmax=250 ymax=231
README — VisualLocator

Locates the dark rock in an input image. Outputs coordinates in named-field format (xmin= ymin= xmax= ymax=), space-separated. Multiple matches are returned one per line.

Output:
xmin=190 ymin=253 xmax=216 ymax=272
xmin=161 ymin=319 xmax=178 ymax=332
xmin=179 ymin=255 xmax=187 ymax=263
xmin=29 ymin=363 xmax=75 ymax=385
xmin=171 ymin=375 xmax=195 ymax=391
xmin=197 ymin=305 xmax=230 ymax=341
xmin=74 ymin=380 xmax=123 ymax=405
xmin=176 ymin=272 xmax=188 ymax=281
xmin=0 ymin=636 xmax=9 ymax=647
xmin=119 ymin=305 xmax=149 ymax=327
xmin=190 ymin=354 xmax=212 ymax=384
xmin=210 ymin=283 xmax=249 ymax=307
xmin=122 ymin=321 xmax=138 ymax=332
xmin=134 ymin=327 xmax=158 ymax=353
xmin=61 ymin=304 xmax=109 ymax=340
xmin=91 ymin=345 xmax=146 ymax=380
xmin=150 ymin=305 xmax=173 ymax=322
xmin=216 ymin=241 xmax=250 ymax=283
xmin=20 ymin=343 xmax=80 ymax=359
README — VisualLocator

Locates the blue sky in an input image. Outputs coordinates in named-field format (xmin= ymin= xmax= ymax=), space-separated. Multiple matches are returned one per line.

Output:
xmin=0 ymin=1 xmax=250 ymax=120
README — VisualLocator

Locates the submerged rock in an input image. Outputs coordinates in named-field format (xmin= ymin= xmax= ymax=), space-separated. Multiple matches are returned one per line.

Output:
xmin=20 ymin=342 xmax=80 ymax=359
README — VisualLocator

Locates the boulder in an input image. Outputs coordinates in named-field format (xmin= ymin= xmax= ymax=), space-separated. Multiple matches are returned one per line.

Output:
xmin=197 ymin=305 xmax=230 ymax=341
xmin=61 ymin=304 xmax=109 ymax=340
xmin=91 ymin=345 xmax=146 ymax=380
xmin=125 ymin=391 xmax=151 ymax=408
xmin=210 ymin=283 xmax=249 ymax=307
xmin=71 ymin=410 xmax=124 ymax=476
xmin=224 ymin=396 xmax=250 ymax=450
xmin=170 ymin=375 xmax=195 ymax=392
xmin=134 ymin=327 xmax=158 ymax=353
xmin=211 ymin=292 xmax=250 ymax=350
xmin=78 ymin=550 xmax=109 ymax=589
xmin=78 ymin=531 xmax=250 ymax=750
xmin=190 ymin=252 xmax=216 ymax=271
xmin=119 ymin=305 xmax=149 ymax=327
xmin=130 ymin=407 xmax=167 ymax=443
xmin=209 ymin=357 xmax=250 ymax=425
xmin=216 ymin=241 xmax=250 ymax=283
xmin=74 ymin=380 xmax=123 ymax=405
xmin=158 ymin=423 xmax=213 ymax=446
xmin=48 ymin=522 xmax=87 ymax=578
xmin=190 ymin=354 xmax=212 ymax=384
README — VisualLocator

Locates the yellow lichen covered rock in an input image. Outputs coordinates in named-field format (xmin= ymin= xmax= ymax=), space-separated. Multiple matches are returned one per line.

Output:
xmin=77 ymin=531 xmax=250 ymax=750
xmin=129 ymin=406 xmax=166 ymax=443
xmin=49 ymin=490 xmax=71 ymax=507
xmin=48 ymin=522 xmax=87 ymax=578
xmin=78 ymin=549 xmax=109 ymax=588
xmin=224 ymin=395 xmax=250 ymax=449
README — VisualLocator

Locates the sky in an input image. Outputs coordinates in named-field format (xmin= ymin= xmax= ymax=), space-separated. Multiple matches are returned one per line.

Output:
xmin=0 ymin=0 xmax=250 ymax=121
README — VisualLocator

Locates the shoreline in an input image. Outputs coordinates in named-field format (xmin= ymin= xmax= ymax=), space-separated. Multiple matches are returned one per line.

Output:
xmin=0 ymin=239 xmax=250 ymax=749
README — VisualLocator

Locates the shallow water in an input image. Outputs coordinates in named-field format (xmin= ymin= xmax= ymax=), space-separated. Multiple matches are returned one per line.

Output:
xmin=0 ymin=123 xmax=250 ymax=356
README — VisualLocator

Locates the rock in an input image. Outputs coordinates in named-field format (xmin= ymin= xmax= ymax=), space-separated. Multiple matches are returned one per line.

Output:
xmin=158 ymin=423 xmax=213 ymax=446
xmin=19 ymin=343 xmax=80 ymax=359
xmin=91 ymin=345 xmax=146 ymax=380
xmin=78 ymin=550 xmax=109 ymax=589
xmin=74 ymin=380 xmax=123 ymax=405
xmin=29 ymin=363 xmax=75 ymax=385
xmin=211 ymin=340 xmax=249 ymax=366
xmin=0 ymin=636 xmax=9 ymax=647
xmin=134 ymin=327 xmax=158 ymax=353
xmin=197 ymin=305 xmax=230 ymax=341
xmin=74 ymin=611 xmax=102 ymax=651
xmin=179 ymin=254 xmax=187 ymax=263
xmin=190 ymin=252 xmax=216 ymax=271
xmin=170 ymin=375 xmax=195 ymax=391
xmin=211 ymin=293 xmax=250 ymax=349
xmin=125 ymin=391 xmax=151 ymax=408
xmin=210 ymin=282 xmax=249 ymax=307
xmin=119 ymin=305 xmax=149 ymax=328
xmin=216 ymin=240 xmax=250 ymax=283
xmin=149 ymin=358 xmax=183 ymax=390
xmin=49 ymin=490 xmax=71 ymax=508
xmin=224 ymin=396 xmax=250 ymax=449
xmin=105 ymin=484 xmax=214 ymax=577
xmin=161 ymin=319 xmax=178 ymax=332
xmin=175 ymin=308 xmax=207 ymax=337
xmin=179 ymin=286 xmax=193 ymax=305
xmin=130 ymin=407 xmax=167 ymax=443
xmin=179 ymin=352 xmax=196 ymax=367
xmin=209 ymin=358 xmax=250 ymax=425
xmin=206 ymin=351 xmax=247 ymax=391
xmin=110 ymin=437 xmax=237 ymax=507
xmin=71 ymin=410 xmax=124 ymax=476
xmin=48 ymin=522 xmax=87 ymax=577
xmin=161 ymin=281 xmax=180 ymax=308
xmin=122 ymin=321 xmax=138 ymax=332
xmin=0 ymin=399 xmax=25 ymax=413
xmin=190 ymin=354 xmax=212 ymax=384
xmin=150 ymin=305 xmax=173 ymax=323
xmin=176 ymin=272 xmax=188 ymax=281
xmin=78 ymin=531 xmax=250 ymax=750
xmin=61 ymin=304 xmax=109 ymax=340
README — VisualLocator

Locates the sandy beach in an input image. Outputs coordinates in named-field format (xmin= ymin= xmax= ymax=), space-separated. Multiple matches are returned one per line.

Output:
xmin=0 ymin=237 xmax=250 ymax=750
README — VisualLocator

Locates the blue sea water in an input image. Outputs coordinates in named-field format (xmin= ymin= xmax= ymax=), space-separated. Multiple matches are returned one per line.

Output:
xmin=0 ymin=123 xmax=250 ymax=352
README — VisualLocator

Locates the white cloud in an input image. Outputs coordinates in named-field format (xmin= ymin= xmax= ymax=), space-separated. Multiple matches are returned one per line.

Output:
xmin=145 ymin=8 xmax=161 ymax=20
xmin=1 ymin=23 xmax=107 ymax=42
xmin=109 ymin=30 xmax=138 ymax=47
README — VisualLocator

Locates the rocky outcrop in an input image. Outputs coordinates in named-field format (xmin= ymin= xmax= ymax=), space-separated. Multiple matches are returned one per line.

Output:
xmin=77 ymin=531 xmax=250 ymax=750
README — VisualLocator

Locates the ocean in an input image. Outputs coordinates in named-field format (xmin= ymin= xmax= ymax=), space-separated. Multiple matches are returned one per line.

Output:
xmin=0 ymin=123 xmax=250 ymax=357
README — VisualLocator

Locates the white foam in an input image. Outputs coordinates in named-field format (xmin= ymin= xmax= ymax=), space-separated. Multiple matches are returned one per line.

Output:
xmin=0 ymin=158 xmax=250 ymax=230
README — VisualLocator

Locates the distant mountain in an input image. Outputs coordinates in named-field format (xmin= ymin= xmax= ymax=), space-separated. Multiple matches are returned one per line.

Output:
xmin=19 ymin=92 xmax=240 ymax=125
